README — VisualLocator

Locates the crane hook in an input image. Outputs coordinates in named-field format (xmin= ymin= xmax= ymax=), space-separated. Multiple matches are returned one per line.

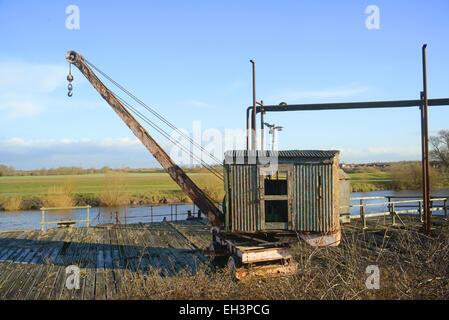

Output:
xmin=67 ymin=63 xmax=73 ymax=97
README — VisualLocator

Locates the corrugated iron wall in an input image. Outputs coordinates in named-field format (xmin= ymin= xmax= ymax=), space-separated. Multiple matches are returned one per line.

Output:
xmin=228 ymin=165 xmax=258 ymax=232
xmin=293 ymin=164 xmax=334 ymax=232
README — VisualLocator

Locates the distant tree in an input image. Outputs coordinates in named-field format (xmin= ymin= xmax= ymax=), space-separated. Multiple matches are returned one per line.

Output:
xmin=430 ymin=129 xmax=449 ymax=170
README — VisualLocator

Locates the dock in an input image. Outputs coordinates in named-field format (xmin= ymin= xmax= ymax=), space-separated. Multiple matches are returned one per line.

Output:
xmin=0 ymin=219 xmax=212 ymax=300
xmin=0 ymin=215 xmax=447 ymax=300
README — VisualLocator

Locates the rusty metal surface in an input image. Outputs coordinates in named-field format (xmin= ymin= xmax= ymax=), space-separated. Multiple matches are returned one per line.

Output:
xmin=66 ymin=50 xmax=223 ymax=228
xmin=421 ymin=44 xmax=432 ymax=235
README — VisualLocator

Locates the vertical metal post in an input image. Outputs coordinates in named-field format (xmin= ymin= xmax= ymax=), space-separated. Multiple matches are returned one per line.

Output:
xmin=260 ymin=102 xmax=264 ymax=151
xmin=421 ymin=44 xmax=431 ymax=235
xmin=124 ymin=207 xmax=127 ymax=225
xmin=246 ymin=107 xmax=251 ymax=150
xmin=250 ymin=60 xmax=257 ymax=150
xmin=151 ymin=206 xmax=153 ymax=223
xmin=87 ymin=206 xmax=90 ymax=227
xmin=175 ymin=204 xmax=178 ymax=221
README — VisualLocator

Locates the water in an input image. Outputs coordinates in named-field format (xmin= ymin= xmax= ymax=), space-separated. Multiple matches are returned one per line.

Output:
xmin=1 ymin=188 xmax=448 ymax=231
xmin=349 ymin=187 xmax=449 ymax=216
xmin=0 ymin=203 xmax=200 ymax=231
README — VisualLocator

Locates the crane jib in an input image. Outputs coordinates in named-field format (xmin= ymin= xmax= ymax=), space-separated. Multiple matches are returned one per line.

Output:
xmin=65 ymin=50 xmax=223 ymax=228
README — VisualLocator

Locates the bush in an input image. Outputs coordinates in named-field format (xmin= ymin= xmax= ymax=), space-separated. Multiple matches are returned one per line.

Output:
xmin=99 ymin=173 xmax=130 ymax=207
xmin=2 ymin=195 xmax=22 ymax=211
xmin=40 ymin=180 xmax=75 ymax=208
xmin=390 ymin=162 xmax=440 ymax=190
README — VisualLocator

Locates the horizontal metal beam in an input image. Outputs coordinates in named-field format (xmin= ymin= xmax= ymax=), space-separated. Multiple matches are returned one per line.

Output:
xmin=252 ymin=98 xmax=449 ymax=113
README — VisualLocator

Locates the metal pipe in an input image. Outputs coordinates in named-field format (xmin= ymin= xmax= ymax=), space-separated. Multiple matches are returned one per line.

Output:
xmin=260 ymin=102 xmax=265 ymax=151
xmin=246 ymin=107 xmax=251 ymax=150
xmin=421 ymin=44 xmax=431 ymax=235
xmin=250 ymin=60 xmax=257 ymax=150
xmin=249 ymin=98 xmax=449 ymax=113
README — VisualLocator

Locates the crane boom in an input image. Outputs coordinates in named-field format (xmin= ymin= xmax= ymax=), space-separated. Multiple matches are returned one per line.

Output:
xmin=65 ymin=50 xmax=223 ymax=227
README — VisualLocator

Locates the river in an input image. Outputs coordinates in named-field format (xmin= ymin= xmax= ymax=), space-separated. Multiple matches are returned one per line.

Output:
xmin=1 ymin=188 xmax=448 ymax=231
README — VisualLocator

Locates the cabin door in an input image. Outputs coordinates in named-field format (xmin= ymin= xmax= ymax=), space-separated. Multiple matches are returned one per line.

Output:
xmin=259 ymin=165 xmax=293 ymax=230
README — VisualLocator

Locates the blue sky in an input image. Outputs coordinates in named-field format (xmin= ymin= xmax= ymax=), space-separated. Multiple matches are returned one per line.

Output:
xmin=0 ymin=0 xmax=448 ymax=169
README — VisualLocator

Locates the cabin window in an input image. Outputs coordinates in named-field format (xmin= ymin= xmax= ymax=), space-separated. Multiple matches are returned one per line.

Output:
xmin=265 ymin=200 xmax=288 ymax=223
xmin=264 ymin=171 xmax=288 ymax=195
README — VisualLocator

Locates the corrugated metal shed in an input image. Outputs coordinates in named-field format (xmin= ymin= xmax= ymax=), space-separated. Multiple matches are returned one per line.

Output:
xmin=224 ymin=150 xmax=341 ymax=234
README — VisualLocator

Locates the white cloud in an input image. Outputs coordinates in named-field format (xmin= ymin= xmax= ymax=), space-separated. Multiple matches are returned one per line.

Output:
xmin=0 ymin=137 xmax=156 ymax=169
xmin=0 ymin=60 xmax=67 ymax=93
xmin=338 ymin=146 xmax=421 ymax=163
xmin=0 ymin=60 xmax=68 ymax=118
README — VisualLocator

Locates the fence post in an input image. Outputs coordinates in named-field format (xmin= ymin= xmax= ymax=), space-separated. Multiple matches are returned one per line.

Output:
xmin=87 ymin=206 xmax=90 ymax=227
xmin=418 ymin=201 xmax=423 ymax=222
xmin=386 ymin=196 xmax=391 ymax=225
xmin=444 ymin=199 xmax=448 ymax=218
xmin=360 ymin=199 xmax=366 ymax=229
xmin=391 ymin=203 xmax=396 ymax=226
xmin=175 ymin=204 xmax=178 ymax=222
xmin=151 ymin=206 xmax=153 ymax=223
xmin=124 ymin=207 xmax=127 ymax=225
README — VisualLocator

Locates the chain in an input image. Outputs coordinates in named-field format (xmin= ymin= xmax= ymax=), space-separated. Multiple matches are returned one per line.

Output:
xmin=67 ymin=63 xmax=73 ymax=97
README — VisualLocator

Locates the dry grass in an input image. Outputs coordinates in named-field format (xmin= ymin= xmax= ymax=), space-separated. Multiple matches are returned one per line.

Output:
xmin=99 ymin=172 xmax=130 ymax=207
xmin=1 ymin=195 xmax=22 ymax=211
xmin=191 ymin=175 xmax=224 ymax=203
xmin=40 ymin=179 xmax=75 ymax=208
xmin=117 ymin=221 xmax=449 ymax=300
xmin=390 ymin=162 xmax=440 ymax=190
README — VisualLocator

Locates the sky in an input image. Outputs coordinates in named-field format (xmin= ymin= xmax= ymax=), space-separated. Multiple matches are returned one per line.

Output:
xmin=0 ymin=0 xmax=448 ymax=170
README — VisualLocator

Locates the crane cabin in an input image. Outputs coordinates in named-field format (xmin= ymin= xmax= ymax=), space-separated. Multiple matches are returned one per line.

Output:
xmin=223 ymin=150 xmax=342 ymax=246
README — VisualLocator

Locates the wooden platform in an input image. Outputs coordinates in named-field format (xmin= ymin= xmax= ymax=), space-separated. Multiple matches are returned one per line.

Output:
xmin=0 ymin=214 xmax=445 ymax=299
xmin=0 ymin=219 xmax=212 ymax=300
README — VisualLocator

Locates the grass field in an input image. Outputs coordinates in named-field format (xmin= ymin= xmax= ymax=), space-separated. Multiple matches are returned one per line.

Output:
xmin=0 ymin=171 xmax=225 ymax=210
xmin=0 ymin=172 xmax=209 ymax=197
xmin=346 ymin=170 xmax=393 ymax=192
xmin=0 ymin=171 xmax=392 ymax=197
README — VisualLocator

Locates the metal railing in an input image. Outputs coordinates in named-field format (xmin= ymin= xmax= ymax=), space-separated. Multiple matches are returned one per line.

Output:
xmin=40 ymin=206 xmax=91 ymax=231
xmin=96 ymin=202 xmax=223 ymax=226
xmin=342 ymin=196 xmax=448 ymax=229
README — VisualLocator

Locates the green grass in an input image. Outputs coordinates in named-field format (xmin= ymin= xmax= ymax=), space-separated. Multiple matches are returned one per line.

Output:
xmin=0 ymin=170 xmax=393 ymax=200
xmin=0 ymin=171 xmax=225 ymax=210
xmin=346 ymin=171 xmax=393 ymax=192
xmin=0 ymin=172 xmax=208 ymax=197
